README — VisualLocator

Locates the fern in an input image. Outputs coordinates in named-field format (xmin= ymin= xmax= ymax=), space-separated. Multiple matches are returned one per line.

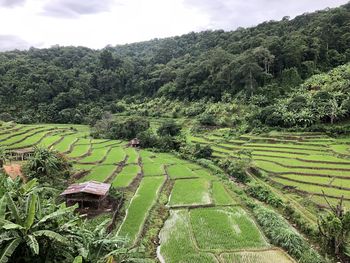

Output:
xmin=0 ymin=238 xmax=21 ymax=263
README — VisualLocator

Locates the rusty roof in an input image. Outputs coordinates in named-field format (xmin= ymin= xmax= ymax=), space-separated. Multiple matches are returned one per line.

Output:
xmin=11 ymin=148 xmax=34 ymax=154
xmin=60 ymin=181 xmax=111 ymax=196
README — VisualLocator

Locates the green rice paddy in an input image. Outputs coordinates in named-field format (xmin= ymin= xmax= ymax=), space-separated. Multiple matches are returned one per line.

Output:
xmin=168 ymin=178 xmax=211 ymax=207
xmin=117 ymin=176 xmax=164 ymax=245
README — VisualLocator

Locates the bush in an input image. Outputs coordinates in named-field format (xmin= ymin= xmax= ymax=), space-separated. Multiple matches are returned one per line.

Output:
xmin=197 ymin=113 xmax=216 ymax=126
xmin=157 ymin=120 xmax=181 ymax=136
xmin=246 ymin=182 xmax=283 ymax=208
xmin=23 ymin=147 xmax=71 ymax=185
xmin=253 ymin=206 xmax=325 ymax=263
xmin=218 ymin=158 xmax=250 ymax=183
xmin=180 ymin=143 xmax=213 ymax=159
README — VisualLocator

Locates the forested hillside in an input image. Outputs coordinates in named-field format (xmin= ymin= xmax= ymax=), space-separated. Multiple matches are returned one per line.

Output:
xmin=0 ymin=2 xmax=350 ymax=125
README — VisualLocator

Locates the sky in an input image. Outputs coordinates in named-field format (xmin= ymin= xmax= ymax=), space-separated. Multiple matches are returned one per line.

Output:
xmin=0 ymin=0 xmax=348 ymax=51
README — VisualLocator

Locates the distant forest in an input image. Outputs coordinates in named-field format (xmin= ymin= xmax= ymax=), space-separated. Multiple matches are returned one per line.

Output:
xmin=0 ymin=2 xmax=350 ymax=126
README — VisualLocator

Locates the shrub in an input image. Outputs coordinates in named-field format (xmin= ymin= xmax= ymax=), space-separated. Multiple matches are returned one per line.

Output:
xmin=180 ymin=143 xmax=213 ymax=159
xmin=218 ymin=158 xmax=250 ymax=183
xmin=253 ymin=206 xmax=325 ymax=263
xmin=157 ymin=120 xmax=181 ymax=136
xmin=246 ymin=182 xmax=283 ymax=208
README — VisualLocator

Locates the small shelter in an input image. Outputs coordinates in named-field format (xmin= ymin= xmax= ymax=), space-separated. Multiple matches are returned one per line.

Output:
xmin=130 ymin=138 xmax=140 ymax=148
xmin=60 ymin=181 xmax=111 ymax=209
xmin=9 ymin=148 xmax=34 ymax=161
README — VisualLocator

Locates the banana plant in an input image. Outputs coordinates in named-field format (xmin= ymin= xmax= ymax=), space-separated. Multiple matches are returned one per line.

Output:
xmin=0 ymin=180 xmax=79 ymax=263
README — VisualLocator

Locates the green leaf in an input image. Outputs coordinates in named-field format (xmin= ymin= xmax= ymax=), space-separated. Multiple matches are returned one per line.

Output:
xmin=72 ymin=256 xmax=83 ymax=263
xmin=5 ymin=193 xmax=21 ymax=224
xmin=25 ymin=235 xmax=39 ymax=255
xmin=24 ymin=194 xmax=37 ymax=230
xmin=21 ymin=179 xmax=38 ymax=194
xmin=35 ymin=205 xmax=76 ymax=227
xmin=33 ymin=230 xmax=68 ymax=244
xmin=0 ymin=196 xmax=7 ymax=219
xmin=2 ymin=223 xmax=25 ymax=230
xmin=0 ymin=238 xmax=21 ymax=263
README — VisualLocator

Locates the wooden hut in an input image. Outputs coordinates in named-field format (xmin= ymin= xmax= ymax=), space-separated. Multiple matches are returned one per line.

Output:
xmin=60 ymin=181 xmax=111 ymax=209
xmin=130 ymin=138 xmax=140 ymax=148
xmin=9 ymin=148 xmax=34 ymax=161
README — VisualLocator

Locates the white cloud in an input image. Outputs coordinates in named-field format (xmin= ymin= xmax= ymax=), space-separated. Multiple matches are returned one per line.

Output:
xmin=0 ymin=0 xmax=348 ymax=50
xmin=0 ymin=35 xmax=31 ymax=51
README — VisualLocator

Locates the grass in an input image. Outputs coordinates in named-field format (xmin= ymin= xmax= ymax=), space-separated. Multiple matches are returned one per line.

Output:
xmin=330 ymin=144 xmax=350 ymax=155
xmin=125 ymin=147 xmax=139 ymax=163
xmin=255 ymin=156 xmax=350 ymax=169
xmin=159 ymin=209 xmax=217 ymax=263
xmin=1 ymin=128 xmax=51 ymax=146
xmin=167 ymin=164 xmax=197 ymax=179
xmin=298 ymin=155 xmax=350 ymax=164
xmin=211 ymin=181 xmax=236 ymax=205
xmin=193 ymin=169 xmax=215 ymax=180
xmin=112 ymin=164 xmax=140 ymax=188
xmin=189 ymin=207 xmax=268 ymax=251
xmin=168 ymin=178 xmax=211 ymax=207
xmin=79 ymin=147 xmax=109 ymax=163
xmin=73 ymin=163 xmax=96 ymax=171
xmin=6 ymin=130 xmax=53 ymax=148
xmin=103 ymin=147 xmax=126 ymax=164
xmin=143 ymin=163 xmax=164 ymax=176
xmin=272 ymin=177 xmax=350 ymax=198
xmin=117 ymin=176 xmax=164 ymax=245
xmin=53 ymin=135 xmax=78 ymax=152
xmin=220 ymin=250 xmax=295 ymax=263
xmin=79 ymin=164 xmax=116 ymax=182
xmin=255 ymin=160 xmax=350 ymax=178
xmin=274 ymin=174 xmax=350 ymax=188
xmin=67 ymin=143 xmax=91 ymax=158
xmin=39 ymin=134 xmax=66 ymax=147
xmin=0 ymin=125 xmax=41 ymax=141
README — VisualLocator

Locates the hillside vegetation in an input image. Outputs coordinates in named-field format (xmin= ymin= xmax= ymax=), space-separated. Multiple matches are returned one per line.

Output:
xmin=0 ymin=3 xmax=350 ymax=129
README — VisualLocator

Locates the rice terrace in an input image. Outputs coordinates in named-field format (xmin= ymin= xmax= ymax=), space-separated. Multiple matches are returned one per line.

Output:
xmin=1 ymin=1 xmax=350 ymax=263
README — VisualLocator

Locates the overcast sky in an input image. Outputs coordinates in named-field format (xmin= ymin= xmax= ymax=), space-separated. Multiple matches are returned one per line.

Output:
xmin=0 ymin=0 xmax=348 ymax=51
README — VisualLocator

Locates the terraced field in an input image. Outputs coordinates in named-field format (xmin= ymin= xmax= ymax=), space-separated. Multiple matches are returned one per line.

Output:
xmin=0 ymin=123 xmax=295 ymax=262
xmin=189 ymin=130 xmax=350 ymax=208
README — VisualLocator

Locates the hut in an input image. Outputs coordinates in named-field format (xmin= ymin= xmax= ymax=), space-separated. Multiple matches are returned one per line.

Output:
xmin=130 ymin=138 xmax=140 ymax=148
xmin=9 ymin=148 xmax=34 ymax=161
xmin=60 ymin=181 xmax=111 ymax=209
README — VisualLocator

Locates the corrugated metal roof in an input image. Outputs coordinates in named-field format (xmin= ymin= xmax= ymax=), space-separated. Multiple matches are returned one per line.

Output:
xmin=60 ymin=181 xmax=111 ymax=196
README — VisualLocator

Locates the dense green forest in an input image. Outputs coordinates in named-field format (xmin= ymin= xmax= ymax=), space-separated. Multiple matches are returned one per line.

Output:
xmin=1 ymin=3 xmax=350 ymax=127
